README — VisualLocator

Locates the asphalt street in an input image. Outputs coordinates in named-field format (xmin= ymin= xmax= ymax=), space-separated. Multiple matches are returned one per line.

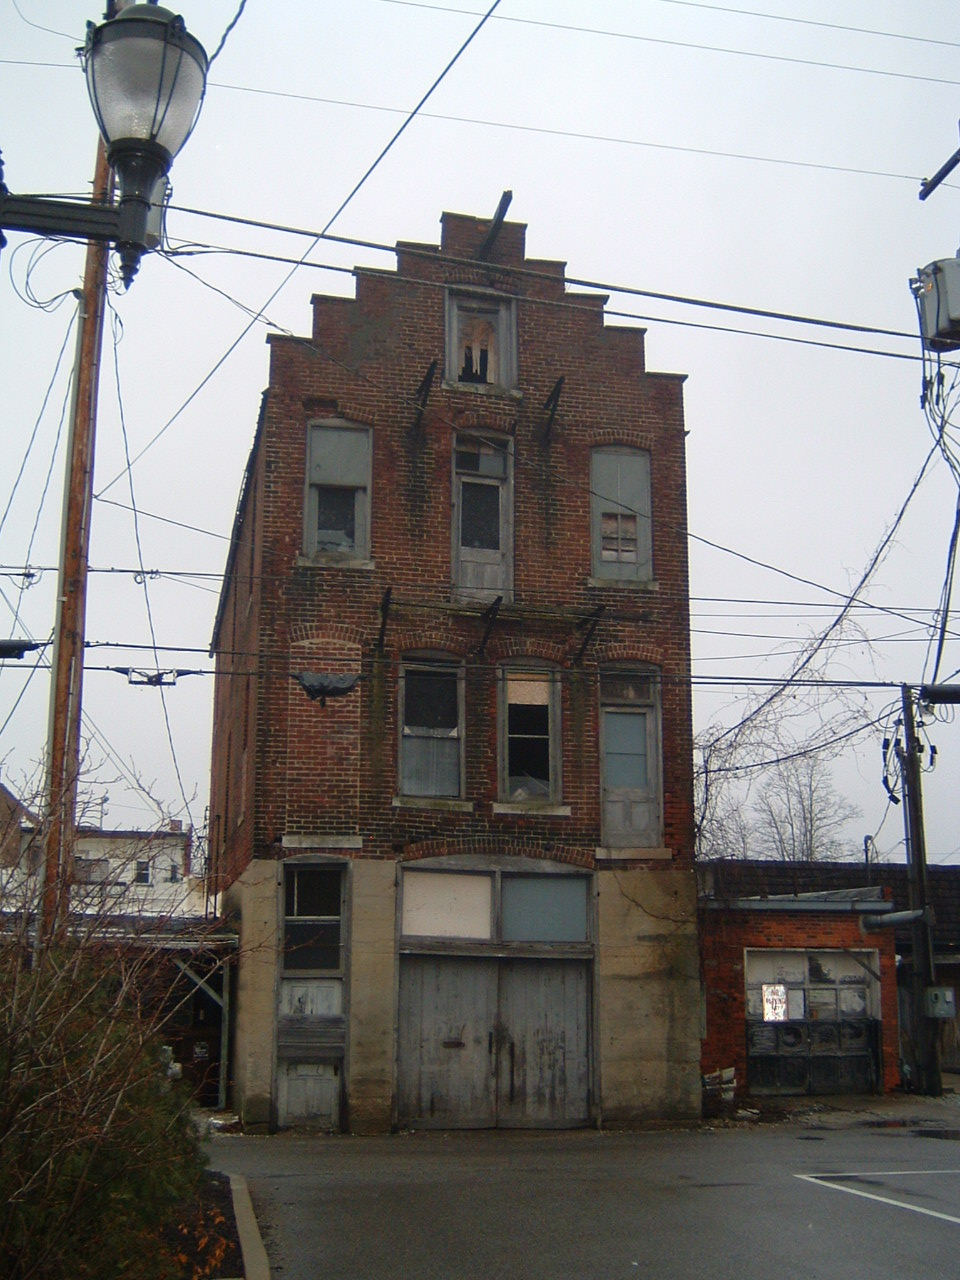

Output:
xmin=209 ymin=1097 xmax=960 ymax=1279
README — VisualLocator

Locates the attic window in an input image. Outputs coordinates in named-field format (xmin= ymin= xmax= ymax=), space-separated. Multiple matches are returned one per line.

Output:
xmin=446 ymin=292 xmax=517 ymax=391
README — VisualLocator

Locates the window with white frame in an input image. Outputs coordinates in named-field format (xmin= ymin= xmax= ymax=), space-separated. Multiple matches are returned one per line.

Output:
xmin=399 ymin=660 xmax=463 ymax=798
xmin=283 ymin=863 xmax=343 ymax=972
xmin=134 ymin=860 xmax=151 ymax=885
xmin=453 ymin=434 xmax=512 ymax=598
xmin=600 ymin=668 xmax=661 ymax=847
xmin=305 ymin=420 xmax=371 ymax=559
xmin=446 ymin=292 xmax=517 ymax=391
xmin=500 ymin=667 xmax=560 ymax=802
xmin=590 ymin=447 xmax=652 ymax=582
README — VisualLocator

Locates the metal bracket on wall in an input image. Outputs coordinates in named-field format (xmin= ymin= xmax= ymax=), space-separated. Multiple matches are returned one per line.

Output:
xmin=411 ymin=360 xmax=437 ymax=433
xmin=573 ymin=605 xmax=605 ymax=664
xmin=376 ymin=586 xmax=392 ymax=653
xmin=473 ymin=595 xmax=503 ymax=658
xmin=542 ymin=376 xmax=565 ymax=443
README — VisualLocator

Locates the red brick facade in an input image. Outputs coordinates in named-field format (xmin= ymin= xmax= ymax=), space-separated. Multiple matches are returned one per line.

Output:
xmin=700 ymin=904 xmax=900 ymax=1097
xmin=209 ymin=209 xmax=694 ymax=885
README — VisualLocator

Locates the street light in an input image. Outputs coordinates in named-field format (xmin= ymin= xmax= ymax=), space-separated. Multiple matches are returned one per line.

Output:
xmin=84 ymin=3 xmax=207 ymax=284
xmin=0 ymin=1 xmax=207 ymax=286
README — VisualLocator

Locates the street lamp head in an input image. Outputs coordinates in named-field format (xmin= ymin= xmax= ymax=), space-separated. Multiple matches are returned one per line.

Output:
xmin=83 ymin=3 xmax=207 ymax=286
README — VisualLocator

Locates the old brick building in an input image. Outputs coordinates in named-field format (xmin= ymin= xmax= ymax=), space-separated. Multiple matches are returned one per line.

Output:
xmin=209 ymin=207 xmax=700 ymax=1131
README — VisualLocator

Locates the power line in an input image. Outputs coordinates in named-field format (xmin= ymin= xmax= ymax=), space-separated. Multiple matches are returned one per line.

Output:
xmin=367 ymin=1 xmax=960 ymax=88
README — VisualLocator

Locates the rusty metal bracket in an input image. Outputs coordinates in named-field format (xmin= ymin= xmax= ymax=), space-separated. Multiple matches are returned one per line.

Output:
xmin=542 ymin=376 xmax=564 ymax=443
xmin=411 ymin=359 xmax=437 ymax=433
xmin=376 ymin=587 xmax=392 ymax=654
xmin=473 ymin=595 xmax=503 ymax=658
xmin=573 ymin=605 xmax=604 ymax=664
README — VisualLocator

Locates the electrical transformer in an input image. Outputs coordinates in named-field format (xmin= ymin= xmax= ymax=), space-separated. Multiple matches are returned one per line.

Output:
xmin=916 ymin=258 xmax=960 ymax=351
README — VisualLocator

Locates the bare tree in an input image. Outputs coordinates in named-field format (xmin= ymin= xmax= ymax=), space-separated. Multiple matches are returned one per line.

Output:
xmin=751 ymin=755 xmax=861 ymax=862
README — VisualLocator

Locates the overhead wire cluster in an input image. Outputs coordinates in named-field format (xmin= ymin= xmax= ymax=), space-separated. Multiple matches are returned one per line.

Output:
xmin=2 ymin=0 xmax=959 ymax=852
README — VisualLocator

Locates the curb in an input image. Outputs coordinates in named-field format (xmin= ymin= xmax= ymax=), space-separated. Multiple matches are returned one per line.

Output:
xmin=228 ymin=1172 xmax=271 ymax=1280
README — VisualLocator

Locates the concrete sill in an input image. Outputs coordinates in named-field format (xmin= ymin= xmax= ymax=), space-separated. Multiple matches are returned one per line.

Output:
xmin=492 ymin=802 xmax=572 ymax=818
xmin=296 ymin=555 xmax=376 ymax=571
xmin=586 ymin=577 xmax=659 ymax=592
xmin=392 ymin=796 xmax=475 ymax=814
xmin=595 ymin=845 xmax=674 ymax=861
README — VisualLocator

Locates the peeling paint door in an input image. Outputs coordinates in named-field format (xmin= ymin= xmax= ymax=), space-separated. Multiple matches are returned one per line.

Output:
xmin=398 ymin=956 xmax=498 ymax=1127
xmin=398 ymin=956 xmax=590 ymax=1128
xmin=495 ymin=959 xmax=590 ymax=1128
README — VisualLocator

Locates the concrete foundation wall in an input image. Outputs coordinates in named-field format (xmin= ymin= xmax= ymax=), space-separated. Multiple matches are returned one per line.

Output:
xmin=597 ymin=866 xmax=700 ymax=1122
xmin=226 ymin=859 xmax=280 ymax=1129
xmin=346 ymin=860 xmax=398 ymax=1132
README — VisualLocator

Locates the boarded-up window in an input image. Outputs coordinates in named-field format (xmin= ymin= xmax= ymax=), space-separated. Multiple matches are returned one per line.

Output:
xmin=400 ymin=661 xmax=463 ymax=797
xmin=600 ymin=668 xmax=661 ymax=847
xmin=402 ymin=871 xmax=493 ymax=938
xmin=284 ymin=864 xmax=343 ymax=972
xmin=305 ymin=421 xmax=371 ymax=558
xmin=590 ymin=447 xmax=652 ymax=581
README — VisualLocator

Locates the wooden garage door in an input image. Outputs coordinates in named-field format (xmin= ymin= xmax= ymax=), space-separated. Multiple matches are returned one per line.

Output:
xmin=398 ymin=956 xmax=590 ymax=1128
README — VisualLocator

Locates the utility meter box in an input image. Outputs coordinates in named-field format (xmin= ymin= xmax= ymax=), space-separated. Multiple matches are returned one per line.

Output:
xmin=916 ymin=259 xmax=960 ymax=351
xmin=923 ymin=986 xmax=957 ymax=1018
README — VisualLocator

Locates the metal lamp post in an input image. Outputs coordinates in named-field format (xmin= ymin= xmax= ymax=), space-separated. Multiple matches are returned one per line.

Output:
xmin=0 ymin=2 xmax=207 ymax=940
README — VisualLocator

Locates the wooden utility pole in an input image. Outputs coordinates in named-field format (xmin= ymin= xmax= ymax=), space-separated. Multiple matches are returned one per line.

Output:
xmin=898 ymin=684 xmax=942 ymax=1096
xmin=41 ymin=136 xmax=112 ymax=940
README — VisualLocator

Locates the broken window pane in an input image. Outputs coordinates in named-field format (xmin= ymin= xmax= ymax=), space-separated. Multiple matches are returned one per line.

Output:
xmin=504 ymin=671 xmax=554 ymax=800
xmin=306 ymin=422 xmax=370 ymax=558
xmin=316 ymin=486 xmax=356 ymax=551
xmin=601 ymin=512 xmax=638 ymax=562
xmin=458 ymin=312 xmax=498 ymax=384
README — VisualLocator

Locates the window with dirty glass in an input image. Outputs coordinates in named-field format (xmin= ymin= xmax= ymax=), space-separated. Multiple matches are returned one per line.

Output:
xmin=305 ymin=420 xmax=371 ymax=558
xmin=284 ymin=864 xmax=343 ymax=972
xmin=453 ymin=434 xmax=512 ymax=598
xmin=445 ymin=292 xmax=517 ymax=391
xmin=400 ymin=660 xmax=463 ymax=798
xmin=599 ymin=668 xmax=661 ymax=847
xmin=590 ymin=447 xmax=652 ymax=581
xmin=500 ymin=668 xmax=560 ymax=802
xmin=501 ymin=874 xmax=588 ymax=942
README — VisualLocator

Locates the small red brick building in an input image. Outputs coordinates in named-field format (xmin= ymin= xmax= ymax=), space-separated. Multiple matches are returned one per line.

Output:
xmin=699 ymin=861 xmax=900 ymax=1101
xmin=209 ymin=207 xmax=701 ymax=1131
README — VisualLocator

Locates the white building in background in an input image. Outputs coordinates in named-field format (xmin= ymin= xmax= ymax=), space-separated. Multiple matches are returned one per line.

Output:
xmin=71 ymin=822 xmax=207 ymax=918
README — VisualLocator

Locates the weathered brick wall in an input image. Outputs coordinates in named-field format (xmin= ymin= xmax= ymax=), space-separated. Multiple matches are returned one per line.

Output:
xmin=699 ymin=905 xmax=900 ymax=1095
xmin=212 ymin=210 xmax=694 ymax=878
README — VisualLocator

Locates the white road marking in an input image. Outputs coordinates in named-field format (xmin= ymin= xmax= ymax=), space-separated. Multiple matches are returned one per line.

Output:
xmin=796 ymin=1171 xmax=960 ymax=1226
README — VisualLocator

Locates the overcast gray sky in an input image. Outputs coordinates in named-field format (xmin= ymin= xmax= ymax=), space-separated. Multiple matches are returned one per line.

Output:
xmin=2 ymin=0 xmax=959 ymax=861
